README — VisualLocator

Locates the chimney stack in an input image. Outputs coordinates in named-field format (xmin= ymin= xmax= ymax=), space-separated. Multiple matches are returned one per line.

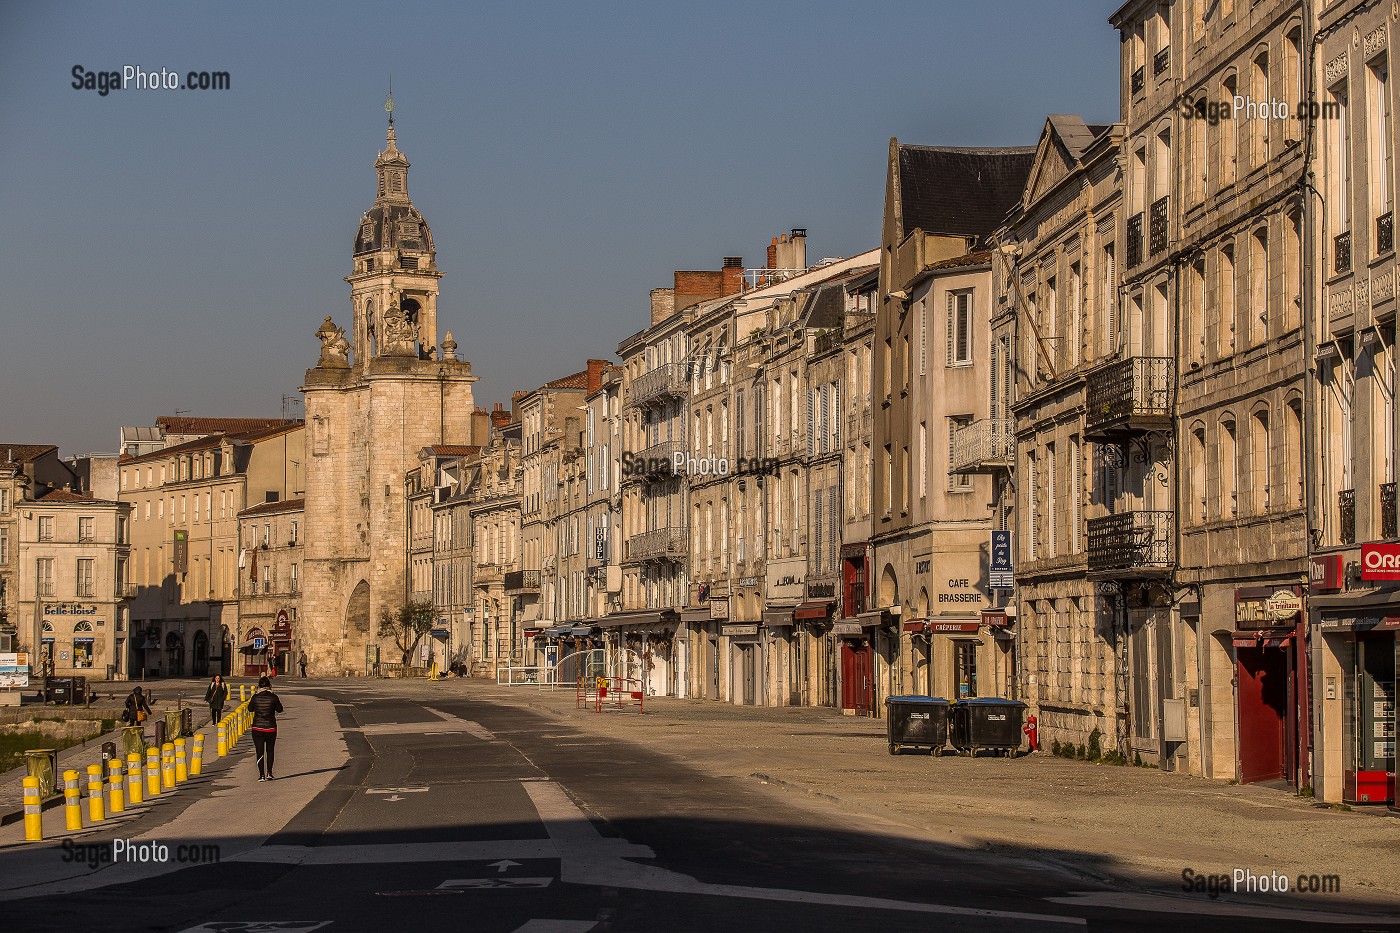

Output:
xmin=650 ymin=287 xmax=675 ymax=325
xmin=775 ymin=229 xmax=807 ymax=271
xmin=767 ymin=238 xmax=778 ymax=270
xmin=490 ymin=402 xmax=511 ymax=430
xmin=721 ymin=256 xmax=744 ymax=296
xmin=586 ymin=359 xmax=610 ymax=394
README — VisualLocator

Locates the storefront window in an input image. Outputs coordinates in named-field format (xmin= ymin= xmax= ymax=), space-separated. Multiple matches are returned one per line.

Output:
xmin=1351 ymin=633 xmax=1396 ymax=775
xmin=955 ymin=641 xmax=978 ymax=698
xmin=73 ymin=639 xmax=94 ymax=668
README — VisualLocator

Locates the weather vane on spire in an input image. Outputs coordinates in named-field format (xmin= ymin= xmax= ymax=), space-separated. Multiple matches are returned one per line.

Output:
xmin=385 ymin=76 xmax=395 ymax=126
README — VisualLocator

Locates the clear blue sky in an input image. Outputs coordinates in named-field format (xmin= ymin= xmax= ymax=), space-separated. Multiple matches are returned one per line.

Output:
xmin=0 ymin=1 xmax=1120 ymax=456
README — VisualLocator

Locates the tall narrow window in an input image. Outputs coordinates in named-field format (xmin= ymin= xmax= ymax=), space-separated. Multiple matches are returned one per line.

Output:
xmin=1332 ymin=81 xmax=1352 ymax=246
xmin=918 ymin=299 xmax=928 ymax=375
xmin=1250 ymin=228 xmax=1269 ymax=345
xmin=1191 ymin=425 xmax=1208 ymax=522
xmin=1070 ymin=435 xmax=1082 ymax=553
xmin=1221 ymin=418 xmax=1239 ymax=517
xmin=1102 ymin=242 xmax=1118 ymax=354
xmin=1045 ymin=441 xmax=1057 ymax=557
xmin=1026 ymin=451 xmax=1039 ymax=560
xmin=1370 ymin=55 xmax=1393 ymax=255
xmin=919 ymin=422 xmax=928 ymax=499
xmin=1188 ymin=258 xmax=1206 ymax=364
xmin=1251 ymin=53 xmax=1270 ymax=166
xmin=1068 ymin=262 xmax=1082 ymax=368
xmin=948 ymin=417 xmax=972 ymax=490
xmin=947 ymin=290 xmax=973 ymax=365
xmin=1251 ymin=409 xmax=1271 ymax=513
xmin=1219 ymin=243 xmax=1236 ymax=356
xmin=1221 ymin=75 xmax=1239 ymax=185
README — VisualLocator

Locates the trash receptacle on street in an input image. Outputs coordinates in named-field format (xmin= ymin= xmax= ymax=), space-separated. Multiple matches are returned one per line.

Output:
xmin=24 ymin=748 xmax=58 ymax=799
xmin=950 ymin=698 xmax=1028 ymax=757
xmin=164 ymin=709 xmax=183 ymax=740
xmin=883 ymin=696 xmax=951 ymax=755
xmin=121 ymin=725 xmax=146 ymax=758
xmin=43 ymin=677 xmax=73 ymax=705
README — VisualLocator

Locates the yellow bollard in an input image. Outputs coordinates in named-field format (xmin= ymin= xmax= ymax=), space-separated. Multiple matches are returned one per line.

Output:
xmin=161 ymin=743 xmax=175 ymax=790
xmin=126 ymin=753 xmax=143 ymax=805
xmin=174 ymin=738 xmax=188 ymax=784
xmin=86 ymin=764 xmax=105 ymax=823
xmin=239 ymin=683 xmax=247 ymax=702
xmin=107 ymin=758 xmax=125 ymax=814
xmin=146 ymin=746 xmax=161 ymax=796
xmin=22 ymin=776 xmax=42 ymax=841
xmin=191 ymin=733 xmax=205 ymax=776
xmin=63 ymin=770 xmax=83 ymax=831
xmin=217 ymin=720 xmax=228 ymax=756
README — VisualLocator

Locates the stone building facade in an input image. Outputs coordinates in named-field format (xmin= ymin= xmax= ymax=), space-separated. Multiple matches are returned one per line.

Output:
xmin=300 ymin=118 xmax=480 ymax=676
xmin=235 ymin=497 xmax=304 ymax=677
xmin=0 ymin=446 xmax=79 ymax=653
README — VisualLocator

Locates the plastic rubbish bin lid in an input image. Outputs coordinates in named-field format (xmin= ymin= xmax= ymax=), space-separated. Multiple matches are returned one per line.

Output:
xmin=954 ymin=697 xmax=1027 ymax=707
xmin=884 ymin=695 xmax=951 ymax=705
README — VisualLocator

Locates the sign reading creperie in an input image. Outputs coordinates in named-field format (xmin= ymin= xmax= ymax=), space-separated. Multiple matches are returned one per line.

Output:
xmin=1362 ymin=542 xmax=1400 ymax=580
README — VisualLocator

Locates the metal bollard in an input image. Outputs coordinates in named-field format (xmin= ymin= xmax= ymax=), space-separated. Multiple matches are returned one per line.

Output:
xmin=191 ymin=733 xmax=205 ymax=776
xmin=64 ymin=770 xmax=83 ymax=831
xmin=22 ymin=776 xmax=42 ymax=841
xmin=161 ymin=743 xmax=175 ymax=790
xmin=217 ymin=720 xmax=227 ymax=756
xmin=174 ymin=737 xmax=188 ymax=784
xmin=107 ymin=758 xmax=125 ymax=814
xmin=126 ymin=753 xmax=143 ymax=805
xmin=86 ymin=764 xmax=105 ymax=823
xmin=146 ymin=746 xmax=161 ymax=796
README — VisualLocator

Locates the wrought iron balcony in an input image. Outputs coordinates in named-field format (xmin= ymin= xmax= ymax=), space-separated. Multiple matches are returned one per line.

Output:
xmin=626 ymin=525 xmax=688 ymax=562
xmin=636 ymin=435 xmax=686 ymax=477
xmin=628 ymin=363 xmax=688 ymax=408
xmin=1131 ymin=65 xmax=1145 ymax=95
xmin=117 ymin=582 xmax=138 ymax=599
xmin=1339 ymin=488 xmax=1356 ymax=546
xmin=1153 ymin=46 xmax=1170 ymax=76
xmin=1335 ymin=231 xmax=1352 ymax=275
xmin=1087 ymin=510 xmax=1174 ymax=576
xmin=949 ymin=418 xmax=1015 ymax=474
xmin=1382 ymin=483 xmax=1397 ymax=539
xmin=1149 ymin=196 xmax=1169 ymax=255
xmin=813 ymin=328 xmax=841 ymax=356
xmin=1379 ymin=211 xmax=1394 ymax=255
xmin=504 ymin=569 xmax=540 ymax=594
xmin=1084 ymin=356 xmax=1174 ymax=440
xmin=1127 ymin=212 xmax=1144 ymax=267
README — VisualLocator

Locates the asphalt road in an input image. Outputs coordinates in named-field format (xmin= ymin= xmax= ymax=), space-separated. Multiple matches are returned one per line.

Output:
xmin=3 ymin=681 xmax=1396 ymax=933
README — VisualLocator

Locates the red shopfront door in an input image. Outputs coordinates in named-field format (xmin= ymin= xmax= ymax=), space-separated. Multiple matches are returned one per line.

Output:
xmin=841 ymin=639 xmax=874 ymax=717
xmin=1236 ymin=643 xmax=1293 ymax=784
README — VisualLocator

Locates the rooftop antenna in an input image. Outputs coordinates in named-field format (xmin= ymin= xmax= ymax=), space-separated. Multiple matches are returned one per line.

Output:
xmin=175 ymin=409 xmax=191 ymax=418
xmin=385 ymin=76 xmax=394 ymax=126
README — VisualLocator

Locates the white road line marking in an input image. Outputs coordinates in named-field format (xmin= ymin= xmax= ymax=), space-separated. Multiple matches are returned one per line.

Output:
xmin=509 ymin=922 xmax=597 ymax=933
xmin=520 ymin=781 xmax=1085 ymax=927
xmin=175 ymin=924 xmax=332 ymax=933
xmin=229 ymin=841 xmax=560 ymax=865
xmin=437 ymin=877 xmax=553 ymax=890
xmin=365 ymin=787 xmax=430 ymax=794
xmin=1045 ymin=892 xmax=1400 ymax=925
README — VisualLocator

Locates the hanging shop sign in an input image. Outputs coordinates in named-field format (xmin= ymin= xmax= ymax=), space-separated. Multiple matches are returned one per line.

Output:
xmin=1361 ymin=542 xmax=1400 ymax=581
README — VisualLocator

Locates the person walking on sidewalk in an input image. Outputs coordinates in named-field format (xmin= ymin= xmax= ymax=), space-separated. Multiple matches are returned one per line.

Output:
xmin=299 ymin=650 xmax=308 ymax=678
xmin=249 ymin=675 xmax=284 ymax=782
xmin=204 ymin=674 xmax=228 ymax=724
xmin=122 ymin=686 xmax=151 ymax=725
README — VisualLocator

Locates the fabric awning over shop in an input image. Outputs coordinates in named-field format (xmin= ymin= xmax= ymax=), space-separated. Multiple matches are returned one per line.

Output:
xmin=596 ymin=611 xmax=663 ymax=629
xmin=793 ymin=600 xmax=834 ymax=622
xmin=678 ymin=609 xmax=713 ymax=624
xmin=1232 ymin=630 xmax=1296 ymax=648
xmin=762 ymin=608 xmax=795 ymax=627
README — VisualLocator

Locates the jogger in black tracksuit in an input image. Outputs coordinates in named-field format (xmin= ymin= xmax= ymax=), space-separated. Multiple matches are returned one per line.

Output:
xmin=249 ymin=675 xmax=284 ymax=781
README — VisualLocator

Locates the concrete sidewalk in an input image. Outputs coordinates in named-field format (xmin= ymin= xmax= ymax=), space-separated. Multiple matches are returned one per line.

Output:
xmin=0 ymin=688 xmax=347 ymax=901
xmin=453 ymin=679 xmax=1400 ymax=905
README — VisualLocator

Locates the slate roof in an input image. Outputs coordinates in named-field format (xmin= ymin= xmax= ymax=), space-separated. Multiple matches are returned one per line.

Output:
xmin=119 ymin=422 xmax=301 ymax=464
xmin=895 ymin=144 xmax=1035 ymax=242
xmin=424 ymin=445 xmax=482 ymax=458
xmin=802 ymin=283 xmax=847 ymax=329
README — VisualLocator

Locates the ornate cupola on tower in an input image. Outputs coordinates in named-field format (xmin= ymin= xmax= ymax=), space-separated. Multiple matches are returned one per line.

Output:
xmin=301 ymin=97 xmax=480 ymax=677
xmin=345 ymin=101 xmax=443 ymax=365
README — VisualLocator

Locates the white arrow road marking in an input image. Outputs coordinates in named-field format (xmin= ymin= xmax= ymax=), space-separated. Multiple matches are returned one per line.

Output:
xmin=488 ymin=859 xmax=522 ymax=873
xmin=437 ymin=878 xmax=553 ymax=890
xmin=365 ymin=787 xmax=429 ymax=794
xmin=509 ymin=922 xmax=596 ymax=933
xmin=520 ymin=781 xmax=1087 ymax=927
xmin=1044 ymin=892 xmax=1400 ymax=925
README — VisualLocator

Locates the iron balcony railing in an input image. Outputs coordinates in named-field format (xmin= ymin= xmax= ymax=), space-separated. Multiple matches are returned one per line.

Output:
xmin=1131 ymin=65 xmax=1146 ymax=95
xmin=1379 ymin=211 xmax=1394 ymax=255
xmin=1084 ymin=356 xmax=1174 ymax=438
xmin=1153 ymin=46 xmax=1170 ymax=76
xmin=1127 ymin=212 xmax=1144 ymax=267
xmin=1339 ymin=488 xmax=1356 ymax=545
xmin=117 ymin=582 xmax=138 ymax=598
xmin=949 ymin=418 xmax=1015 ymax=474
xmin=504 ymin=569 xmax=541 ymax=594
xmin=1149 ymin=196 xmax=1169 ymax=255
xmin=626 ymin=526 xmax=688 ymax=562
xmin=1335 ymin=231 xmax=1352 ymax=275
xmin=1087 ymin=510 xmax=1174 ymax=574
xmin=629 ymin=363 xmax=688 ymax=408
xmin=1382 ymin=482 xmax=1398 ymax=539
xmin=638 ymin=435 xmax=686 ymax=476
xmin=813 ymin=329 xmax=841 ymax=356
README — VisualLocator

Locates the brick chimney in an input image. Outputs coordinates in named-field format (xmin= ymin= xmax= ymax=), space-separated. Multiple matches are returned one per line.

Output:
xmin=721 ymin=256 xmax=744 ymax=296
xmin=490 ymin=401 xmax=511 ymax=430
xmin=586 ymin=358 xmax=610 ymax=394
xmin=767 ymin=238 xmax=778 ymax=270
xmin=650 ymin=287 xmax=675 ymax=325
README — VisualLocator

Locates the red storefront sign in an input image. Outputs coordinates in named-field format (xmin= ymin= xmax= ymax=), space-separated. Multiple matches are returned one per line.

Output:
xmin=981 ymin=610 xmax=1010 ymax=628
xmin=1361 ymin=542 xmax=1400 ymax=580
xmin=1310 ymin=554 xmax=1343 ymax=591
xmin=928 ymin=621 xmax=980 ymax=634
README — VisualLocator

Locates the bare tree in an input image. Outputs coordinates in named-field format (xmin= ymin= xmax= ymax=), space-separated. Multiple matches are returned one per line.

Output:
xmin=377 ymin=598 xmax=437 ymax=670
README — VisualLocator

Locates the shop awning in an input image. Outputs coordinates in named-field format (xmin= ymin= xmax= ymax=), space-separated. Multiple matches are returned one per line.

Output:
xmin=678 ymin=609 xmax=713 ymax=624
xmin=1232 ymin=630 xmax=1296 ymax=648
xmin=762 ymin=608 xmax=795 ymax=627
xmin=793 ymin=600 xmax=834 ymax=622
xmin=596 ymin=610 xmax=663 ymax=629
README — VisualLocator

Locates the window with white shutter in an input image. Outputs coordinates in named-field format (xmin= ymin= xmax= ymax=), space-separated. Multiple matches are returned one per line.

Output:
xmin=828 ymin=481 xmax=839 ymax=571
xmin=819 ymin=385 xmax=831 ymax=453
xmin=735 ymin=389 xmax=745 ymax=459
xmin=830 ymin=381 xmax=840 ymax=450
xmin=813 ymin=487 xmax=824 ymax=573
xmin=1046 ymin=441 xmax=1057 ymax=557
xmin=807 ymin=384 xmax=816 ymax=453
xmin=1027 ymin=451 xmax=1039 ymax=559
xmin=919 ymin=299 xmax=928 ymax=374
xmin=948 ymin=416 xmax=972 ymax=489
xmin=947 ymin=290 xmax=973 ymax=365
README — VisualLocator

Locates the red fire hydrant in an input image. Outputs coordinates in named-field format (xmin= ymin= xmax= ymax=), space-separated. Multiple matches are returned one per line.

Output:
xmin=1023 ymin=715 xmax=1039 ymax=753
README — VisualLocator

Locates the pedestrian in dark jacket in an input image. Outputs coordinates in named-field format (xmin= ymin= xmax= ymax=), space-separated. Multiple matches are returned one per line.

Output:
xmin=123 ymin=686 xmax=152 ymax=725
xmin=249 ymin=675 xmax=284 ymax=781
xmin=298 ymin=650 xmax=308 ymax=678
xmin=204 ymin=675 xmax=228 ymax=724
